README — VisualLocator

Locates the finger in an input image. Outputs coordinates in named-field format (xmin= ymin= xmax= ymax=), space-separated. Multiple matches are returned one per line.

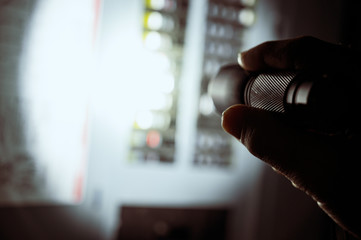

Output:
xmin=239 ymin=36 xmax=350 ymax=72
xmin=221 ymin=104 xmax=339 ymax=200
xmin=238 ymin=38 xmax=296 ymax=71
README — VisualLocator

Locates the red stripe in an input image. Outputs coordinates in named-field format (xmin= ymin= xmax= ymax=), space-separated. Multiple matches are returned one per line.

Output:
xmin=93 ymin=0 xmax=101 ymax=45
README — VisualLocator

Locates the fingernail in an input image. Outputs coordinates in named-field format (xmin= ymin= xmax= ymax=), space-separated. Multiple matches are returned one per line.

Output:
xmin=221 ymin=110 xmax=227 ymax=131
xmin=291 ymin=181 xmax=300 ymax=189
xmin=221 ymin=105 xmax=242 ymax=139
xmin=237 ymin=52 xmax=244 ymax=68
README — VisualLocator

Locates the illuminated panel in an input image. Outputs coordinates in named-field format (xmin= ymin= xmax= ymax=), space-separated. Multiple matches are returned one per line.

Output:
xmin=128 ymin=0 xmax=189 ymax=164
xmin=0 ymin=0 xmax=97 ymax=205
xmin=194 ymin=0 xmax=257 ymax=168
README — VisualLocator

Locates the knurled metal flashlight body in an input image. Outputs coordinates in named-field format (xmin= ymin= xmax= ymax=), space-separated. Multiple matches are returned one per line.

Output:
xmin=209 ymin=64 xmax=354 ymax=134
xmin=244 ymin=71 xmax=296 ymax=113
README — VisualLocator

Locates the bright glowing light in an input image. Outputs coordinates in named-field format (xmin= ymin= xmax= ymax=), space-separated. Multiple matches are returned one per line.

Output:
xmin=143 ymin=52 xmax=171 ymax=72
xmin=145 ymin=12 xmax=175 ymax=31
xmin=148 ymin=0 xmax=166 ymax=10
xmin=238 ymin=8 xmax=256 ymax=27
xmin=241 ymin=0 xmax=257 ymax=7
xmin=144 ymin=31 xmax=172 ymax=50
xmin=134 ymin=111 xmax=171 ymax=130
xmin=144 ymin=93 xmax=172 ymax=110
xmin=199 ymin=94 xmax=215 ymax=116
xmin=151 ymin=95 xmax=167 ymax=110
xmin=144 ymin=31 xmax=161 ymax=50
xmin=158 ymin=73 xmax=175 ymax=93
xmin=152 ymin=113 xmax=171 ymax=129
xmin=156 ymin=54 xmax=171 ymax=71
xmin=147 ymin=0 xmax=176 ymax=12
xmin=137 ymin=68 xmax=175 ymax=108
xmin=18 ymin=0 xmax=94 ymax=204
xmin=145 ymin=12 xmax=163 ymax=30
xmin=135 ymin=110 xmax=154 ymax=129
xmin=132 ymin=50 xmax=175 ymax=116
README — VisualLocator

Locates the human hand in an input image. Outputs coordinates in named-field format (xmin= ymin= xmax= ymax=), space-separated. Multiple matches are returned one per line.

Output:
xmin=221 ymin=36 xmax=361 ymax=238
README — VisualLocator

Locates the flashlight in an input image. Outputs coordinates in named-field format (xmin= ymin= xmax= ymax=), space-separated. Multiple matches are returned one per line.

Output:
xmin=208 ymin=64 xmax=357 ymax=134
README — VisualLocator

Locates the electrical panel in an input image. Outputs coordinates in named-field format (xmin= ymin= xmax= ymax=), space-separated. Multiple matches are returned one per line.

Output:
xmin=128 ymin=0 xmax=257 ymax=168
xmin=128 ymin=0 xmax=190 ymax=164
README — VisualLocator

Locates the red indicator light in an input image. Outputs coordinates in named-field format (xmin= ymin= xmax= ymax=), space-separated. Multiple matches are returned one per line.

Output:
xmin=146 ymin=130 xmax=162 ymax=148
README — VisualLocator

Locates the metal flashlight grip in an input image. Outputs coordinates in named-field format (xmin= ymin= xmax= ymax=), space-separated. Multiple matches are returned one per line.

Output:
xmin=208 ymin=64 xmax=355 ymax=134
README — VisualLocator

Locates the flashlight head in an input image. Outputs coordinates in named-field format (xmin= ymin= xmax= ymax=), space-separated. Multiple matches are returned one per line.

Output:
xmin=208 ymin=64 xmax=249 ymax=114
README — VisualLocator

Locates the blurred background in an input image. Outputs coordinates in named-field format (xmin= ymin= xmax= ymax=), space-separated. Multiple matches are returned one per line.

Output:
xmin=0 ymin=0 xmax=359 ymax=239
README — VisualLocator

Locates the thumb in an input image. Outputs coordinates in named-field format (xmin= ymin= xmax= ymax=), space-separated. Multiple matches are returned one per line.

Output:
xmin=221 ymin=104 xmax=340 ymax=201
xmin=221 ymin=104 xmax=299 ymax=169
